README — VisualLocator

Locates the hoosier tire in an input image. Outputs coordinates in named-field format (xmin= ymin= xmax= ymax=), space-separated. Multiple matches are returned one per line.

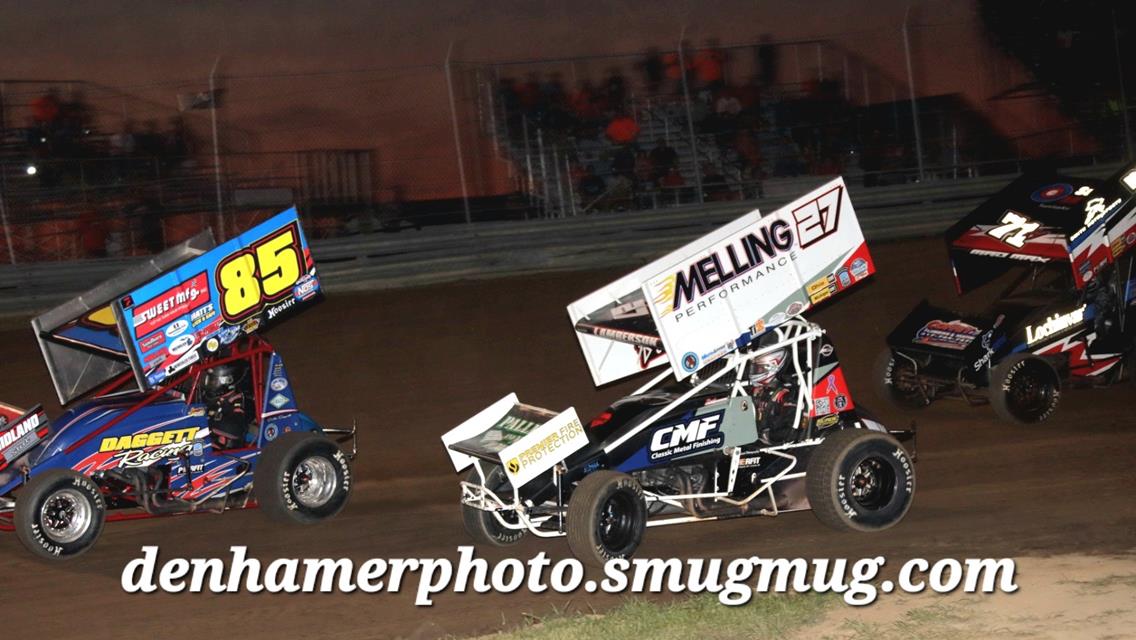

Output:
xmin=255 ymin=431 xmax=352 ymax=524
xmin=989 ymin=354 xmax=1061 ymax=424
xmin=15 ymin=469 xmax=106 ymax=560
xmin=874 ymin=348 xmax=930 ymax=410
xmin=566 ymin=471 xmax=647 ymax=567
xmin=462 ymin=466 xmax=525 ymax=547
xmin=806 ymin=428 xmax=914 ymax=533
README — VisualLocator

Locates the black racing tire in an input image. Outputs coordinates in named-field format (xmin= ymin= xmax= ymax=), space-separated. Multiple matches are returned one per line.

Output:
xmin=989 ymin=354 xmax=1061 ymax=424
xmin=15 ymin=469 xmax=106 ymax=560
xmin=567 ymin=471 xmax=647 ymax=567
xmin=807 ymin=428 xmax=915 ymax=533
xmin=874 ymin=348 xmax=930 ymax=410
xmin=255 ymin=431 xmax=352 ymax=524
xmin=461 ymin=466 xmax=525 ymax=547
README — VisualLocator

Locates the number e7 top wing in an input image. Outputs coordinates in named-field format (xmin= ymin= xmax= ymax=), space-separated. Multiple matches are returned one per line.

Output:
xmin=568 ymin=177 xmax=874 ymax=385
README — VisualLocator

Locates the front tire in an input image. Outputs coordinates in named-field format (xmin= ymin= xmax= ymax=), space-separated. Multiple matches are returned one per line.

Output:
xmin=874 ymin=348 xmax=930 ymax=410
xmin=567 ymin=471 xmax=647 ymax=567
xmin=807 ymin=428 xmax=915 ymax=532
xmin=15 ymin=469 xmax=106 ymax=560
xmin=462 ymin=466 xmax=525 ymax=547
xmin=255 ymin=432 xmax=352 ymax=524
xmin=989 ymin=354 xmax=1061 ymax=424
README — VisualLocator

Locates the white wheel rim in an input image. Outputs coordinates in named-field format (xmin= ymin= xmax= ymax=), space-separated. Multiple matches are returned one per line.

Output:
xmin=292 ymin=456 xmax=338 ymax=508
xmin=39 ymin=488 xmax=92 ymax=544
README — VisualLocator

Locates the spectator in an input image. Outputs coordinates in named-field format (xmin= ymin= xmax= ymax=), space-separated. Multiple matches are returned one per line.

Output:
xmin=648 ymin=138 xmax=678 ymax=182
xmin=693 ymin=38 xmax=726 ymax=90
xmin=602 ymin=69 xmax=627 ymax=113
xmin=757 ymin=34 xmax=778 ymax=86
xmin=578 ymin=164 xmax=607 ymax=201
xmin=605 ymin=113 xmax=640 ymax=145
xmin=31 ymin=88 xmax=61 ymax=129
xmin=611 ymin=144 xmax=636 ymax=181
xmin=637 ymin=47 xmax=665 ymax=95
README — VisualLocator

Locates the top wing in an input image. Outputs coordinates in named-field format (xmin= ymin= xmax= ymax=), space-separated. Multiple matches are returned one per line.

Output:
xmin=569 ymin=177 xmax=874 ymax=384
xmin=114 ymin=207 xmax=322 ymax=390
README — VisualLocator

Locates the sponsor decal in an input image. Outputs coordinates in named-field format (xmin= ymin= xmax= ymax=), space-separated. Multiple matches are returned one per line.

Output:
xmin=813 ymin=396 xmax=832 ymax=415
xmin=819 ymin=343 xmax=834 ymax=357
xmin=767 ymin=312 xmax=788 ymax=326
xmin=294 ymin=274 xmax=319 ymax=300
xmin=165 ymin=319 xmax=190 ymax=338
xmin=243 ymin=317 xmax=261 ymax=333
xmin=648 ymin=412 xmax=723 ymax=461
xmin=1030 ymin=183 xmax=1074 ymax=203
xmin=816 ymin=414 xmax=840 ymax=428
xmin=806 ymin=275 xmax=835 ymax=304
xmin=168 ymin=334 xmax=196 ymax=357
xmin=739 ymin=455 xmax=762 ymax=467
xmin=269 ymin=394 xmax=290 ymax=409
xmin=505 ymin=417 xmax=585 ymax=478
xmin=98 ymin=427 xmax=201 ymax=468
xmin=164 ymin=349 xmax=200 ymax=377
xmin=913 ymin=319 xmax=981 ymax=350
xmin=681 ymin=352 xmax=699 ymax=373
xmin=785 ymin=301 xmax=805 ymax=316
xmin=218 ymin=324 xmax=242 ymax=345
xmin=1071 ymin=197 xmax=1122 ymax=241
xmin=264 ymin=424 xmax=279 ymax=441
xmin=1026 ymin=305 xmax=1086 ymax=345
xmin=190 ymin=302 xmax=216 ymax=327
xmin=969 ymin=248 xmax=1049 ymax=262
xmin=270 ymin=377 xmax=289 ymax=392
xmin=986 ymin=211 xmax=1041 ymax=248
xmin=850 ymin=258 xmax=869 ymax=280
xmin=131 ymin=272 xmax=210 ymax=338
xmin=834 ymin=395 xmax=848 ymax=411
xmin=0 ymin=412 xmax=42 ymax=458
xmin=594 ymin=327 xmax=658 ymax=348
xmin=837 ymin=268 xmax=851 ymax=289
xmin=652 ymin=219 xmax=796 ymax=318
xmin=266 ymin=298 xmax=296 ymax=321
xmin=139 ymin=332 xmax=165 ymax=352
xmin=205 ymin=337 xmax=220 ymax=353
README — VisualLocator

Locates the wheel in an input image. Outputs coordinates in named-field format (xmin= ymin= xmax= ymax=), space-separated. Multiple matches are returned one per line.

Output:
xmin=990 ymin=354 xmax=1060 ymax=424
xmin=461 ymin=466 xmax=525 ymax=546
xmin=806 ymin=428 xmax=915 ymax=533
xmin=15 ymin=469 xmax=106 ymax=560
xmin=874 ymin=348 xmax=930 ymax=410
xmin=566 ymin=470 xmax=647 ymax=567
xmin=255 ymin=431 xmax=352 ymax=524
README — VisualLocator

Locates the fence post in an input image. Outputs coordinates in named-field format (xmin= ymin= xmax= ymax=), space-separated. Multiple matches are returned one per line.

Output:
xmin=537 ymin=128 xmax=549 ymax=217
xmin=1113 ymin=7 xmax=1133 ymax=161
xmin=210 ymin=56 xmax=226 ymax=241
xmin=902 ymin=5 xmax=926 ymax=181
xmin=445 ymin=42 xmax=473 ymax=224
xmin=0 ymin=167 xmax=15 ymax=265
xmin=677 ymin=26 xmax=704 ymax=204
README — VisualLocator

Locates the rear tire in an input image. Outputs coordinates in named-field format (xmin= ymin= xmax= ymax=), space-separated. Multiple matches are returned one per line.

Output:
xmin=461 ymin=466 xmax=525 ymax=547
xmin=990 ymin=354 xmax=1061 ymax=424
xmin=15 ymin=469 xmax=106 ymax=560
xmin=807 ymin=428 xmax=915 ymax=533
xmin=567 ymin=471 xmax=647 ymax=567
xmin=874 ymin=348 xmax=930 ymax=410
xmin=255 ymin=431 xmax=352 ymax=524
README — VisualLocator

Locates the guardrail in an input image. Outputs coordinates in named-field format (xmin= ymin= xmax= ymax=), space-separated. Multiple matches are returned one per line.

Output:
xmin=0 ymin=165 xmax=1120 ymax=316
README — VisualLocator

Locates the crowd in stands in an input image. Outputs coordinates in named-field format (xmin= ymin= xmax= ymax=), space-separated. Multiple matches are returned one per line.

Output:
xmin=11 ymin=87 xmax=199 ymax=190
xmin=495 ymin=39 xmax=916 ymax=211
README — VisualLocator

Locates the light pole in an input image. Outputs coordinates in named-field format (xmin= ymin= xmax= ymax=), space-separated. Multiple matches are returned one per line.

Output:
xmin=210 ymin=56 xmax=225 ymax=240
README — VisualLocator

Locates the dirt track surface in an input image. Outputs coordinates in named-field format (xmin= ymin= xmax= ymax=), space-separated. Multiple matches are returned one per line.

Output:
xmin=1 ymin=237 xmax=1134 ymax=639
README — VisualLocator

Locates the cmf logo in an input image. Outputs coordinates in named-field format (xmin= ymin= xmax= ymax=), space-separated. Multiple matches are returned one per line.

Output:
xmin=650 ymin=414 xmax=721 ymax=451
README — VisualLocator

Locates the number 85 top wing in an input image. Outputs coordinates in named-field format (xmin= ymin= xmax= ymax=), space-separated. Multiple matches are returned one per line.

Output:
xmin=114 ymin=207 xmax=321 ymax=389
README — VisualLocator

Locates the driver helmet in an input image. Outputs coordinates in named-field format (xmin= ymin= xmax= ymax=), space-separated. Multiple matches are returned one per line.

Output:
xmin=203 ymin=363 xmax=242 ymax=397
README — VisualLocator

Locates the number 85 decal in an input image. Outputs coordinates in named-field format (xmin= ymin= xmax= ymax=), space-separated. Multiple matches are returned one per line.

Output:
xmin=216 ymin=223 xmax=304 ymax=320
